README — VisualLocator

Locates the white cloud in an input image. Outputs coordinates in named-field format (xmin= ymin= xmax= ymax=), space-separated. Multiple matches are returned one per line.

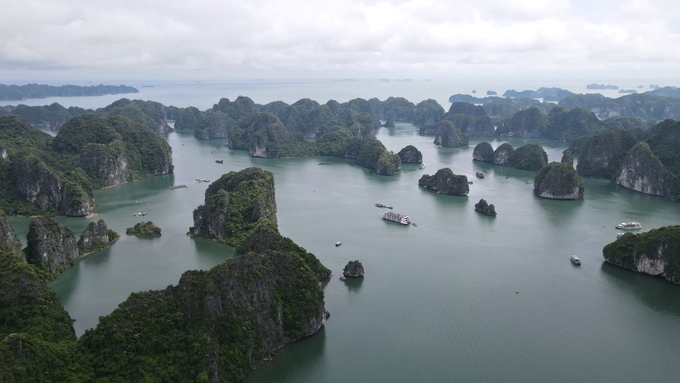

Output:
xmin=0 ymin=0 xmax=678 ymax=80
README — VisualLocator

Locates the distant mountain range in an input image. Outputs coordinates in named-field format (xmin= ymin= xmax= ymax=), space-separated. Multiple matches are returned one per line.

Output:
xmin=0 ymin=83 xmax=138 ymax=101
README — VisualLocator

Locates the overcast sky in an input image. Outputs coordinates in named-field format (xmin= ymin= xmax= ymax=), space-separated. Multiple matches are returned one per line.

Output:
xmin=1 ymin=0 xmax=679 ymax=82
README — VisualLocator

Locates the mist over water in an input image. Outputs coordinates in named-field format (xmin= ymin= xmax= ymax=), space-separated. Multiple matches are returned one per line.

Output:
xmin=2 ymin=77 xmax=651 ymax=111
xmin=6 ymin=80 xmax=680 ymax=382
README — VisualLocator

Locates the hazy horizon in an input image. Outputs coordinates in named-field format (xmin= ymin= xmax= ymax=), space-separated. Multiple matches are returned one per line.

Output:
xmin=2 ymin=0 xmax=679 ymax=86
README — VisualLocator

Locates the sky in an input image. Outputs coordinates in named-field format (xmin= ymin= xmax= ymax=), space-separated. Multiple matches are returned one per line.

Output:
xmin=1 ymin=0 xmax=679 ymax=83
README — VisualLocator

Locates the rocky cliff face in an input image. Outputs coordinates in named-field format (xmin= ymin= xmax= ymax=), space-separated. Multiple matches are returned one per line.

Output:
xmin=78 ymin=219 xmax=111 ymax=252
xmin=25 ymin=217 xmax=79 ymax=277
xmin=603 ymin=226 xmax=680 ymax=284
xmin=614 ymin=142 xmax=670 ymax=197
xmin=0 ymin=213 xmax=24 ymax=261
xmin=343 ymin=260 xmax=364 ymax=278
xmin=80 ymin=142 xmax=129 ymax=187
xmin=474 ymin=199 xmax=497 ymax=217
xmin=191 ymin=167 xmax=277 ymax=246
xmin=421 ymin=120 xmax=469 ymax=147
xmin=493 ymin=143 xmax=515 ymax=166
xmin=473 ymin=142 xmax=494 ymax=162
xmin=534 ymin=162 xmax=584 ymax=200
xmin=418 ymin=168 xmax=469 ymax=196
xmin=497 ymin=107 xmax=547 ymax=138
xmin=194 ymin=111 xmax=231 ymax=140
xmin=577 ymin=129 xmax=636 ymax=179
xmin=13 ymin=152 xmax=94 ymax=216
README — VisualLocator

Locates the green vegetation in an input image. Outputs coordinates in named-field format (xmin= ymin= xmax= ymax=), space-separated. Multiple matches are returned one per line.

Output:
xmin=228 ymin=112 xmax=319 ymax=158
xmin=419 ymin=168 xmax=469 ymax=196
xmin=77 ymin=220 xmax=119 ymax=255
xmin=397 ymin=145 xmax=423 ymax=163
xmin=473 ymin=142 xmax=494 ymax=162
xmin=96 ymin=98 xmax=169 ymax=134
xmin=317 ymin=128 xmax=355 ymax=157
xmin=509 ymin=143 xmax=548 ymax=171
xmin=126 ymin=221 xmax=162 ymax=236
xmin=0 ymin=114 xmax=173 ymax=215
xmin=534 ymin=162 xmax=584 ymax=199
xmin=561 ymin=150 xmax=574 ymax=167
xmin=603 ymin=225 xmax=680 ymax=284
xmin=577 ymin=129 xmax=637 ymax=179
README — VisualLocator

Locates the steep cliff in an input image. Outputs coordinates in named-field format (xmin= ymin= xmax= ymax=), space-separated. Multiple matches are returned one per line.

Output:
xmin=577 ymin=129 xmax=636 ymax=179
xmin=561 ymin=149 xmax=574 ymax=167
xmin=493 ymin=143 xmax=515 ymax=166
xmin=497 ymin=107 xmax=548 ymax=138
xmin=444 ymin=102 xmax=495 ymax=137
xmin=614 ymin=142 xmax=670 ymax=197
xmin=227 ymin=112 xmax=319 ymax=158
xmin=418 ymin=168 xmax=469 ymax=196
xmin=194 ymin=110 xmax=232 ymax=140
xmin=0 ymin=212 xmax=24 ymax=261
xmin=355 ymin=139 xmax=401 ymax=175
xmin=413 ymin=99 xmax=445 ymax=127
xmin=420 ymin=120 xmax=469 ymax=147
xmin=78 ymin=219 xmax=118 ymax=254
xmin=473 ymin=142 xmax=494 ymax=162
xmin=603 ymin=226 xmax=680 ymax=284
xmin=191 ymin=167 xmax=277 ymax=247
xmin=474 ymin=199 xmax=497 ymax=217
xmin=534 ymin=162 xmax=584 ymax=200
xmin=25 ymin=217 xmax=79 ymax=278
xmin=12 ymin=150 xmax=94 ymax=216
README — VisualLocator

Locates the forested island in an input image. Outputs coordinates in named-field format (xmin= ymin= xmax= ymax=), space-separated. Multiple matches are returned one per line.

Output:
xmin=0 ymin=167 xmax=331 ymax=382
xmin=0 ymin=83 xmax=138 ymax=101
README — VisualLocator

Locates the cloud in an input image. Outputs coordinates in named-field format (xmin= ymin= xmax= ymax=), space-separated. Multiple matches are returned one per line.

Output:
xmin=0 ymin=0 xmax=678 ymax=79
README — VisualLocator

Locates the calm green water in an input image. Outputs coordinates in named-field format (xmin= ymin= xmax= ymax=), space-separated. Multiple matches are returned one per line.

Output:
xmin=9 ymin=124 xmax=680 ymax=382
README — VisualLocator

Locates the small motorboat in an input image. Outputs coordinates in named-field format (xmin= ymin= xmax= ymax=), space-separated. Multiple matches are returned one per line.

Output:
xmin=570 ymin=255 xmax=581 ymax=265
xmin=476 ymin=171 xmax=484 ymax=179
xmin=335 ymin=241 xmax=342 ymax=247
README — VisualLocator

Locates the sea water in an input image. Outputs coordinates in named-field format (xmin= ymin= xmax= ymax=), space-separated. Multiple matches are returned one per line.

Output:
xmin=6 ymin=81 xmax=680 ymax=382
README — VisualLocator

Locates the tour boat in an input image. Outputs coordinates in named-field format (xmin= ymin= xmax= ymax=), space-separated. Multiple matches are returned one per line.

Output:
xmin=615 ymin=221 xmax=642 ymax=230
xmin=382 ymin=211 xmax=411 ymax=225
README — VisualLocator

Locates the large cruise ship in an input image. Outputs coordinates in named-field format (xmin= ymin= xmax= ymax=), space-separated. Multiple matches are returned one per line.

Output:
xmin=382 ymin=211 xmax=411 ymax=225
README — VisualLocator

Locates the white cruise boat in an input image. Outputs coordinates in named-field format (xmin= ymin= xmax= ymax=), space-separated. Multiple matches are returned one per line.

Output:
xmin=382 ymin=211 xmax=411 ymax=225
xmin=615 ymin=221 xmax=642 ymax=230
